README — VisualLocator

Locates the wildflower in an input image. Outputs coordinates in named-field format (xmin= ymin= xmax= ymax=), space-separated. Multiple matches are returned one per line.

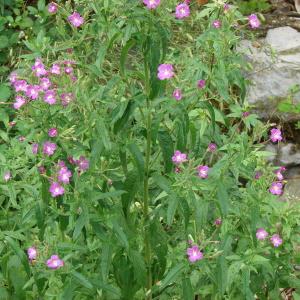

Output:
xmin=9 ymin=72 xmax=18 ymax=84
xmin=44 ymin=90 xmax=56 ymax=105
xmin=224 ymin=3 xmax=230 ymax=12
xmin=26 ymin=85 xmax=40 ymax=100
xmin=64 ymin=66 xmax=73 ymax=74
xmin=8 ymin=121 xmax=16 ymax=127
xmin=270 ymin=128 xmax=282 ymax=143
xmin=50 ymin=64 xmax=61 ymax=75
xmin=187 ymin=245 xmax=203 ymax=263
xmin=46 ymin=254 xmax=64 ymax=269
xmin=40 ymin=78 xmax=51 ymax=91
xmin=48 ymin=2 xmax=58 ymax=14
xmin=27 ymin=247 xmax=37 ymax=261
xmin=212 ymin=20 xmax=221 ymax=28
xmin=173 ymin=88 xmax=182 ymax=101
xmin=197 ymin=79 xmax=206 ymax=89
xmin=248 ymin=14 xmax=260 ymax=29
xmin=13 ymin=95 xmax=26 ymax=110
xmin=58 ymin=167 xmax=72 ymax=184
xmin=32 ymin=143 xmax=39 ymax=155
xmin=254 ymin=171 xmax=262 ymax=179
xmin=13 ymin=79 xmax=28 ymax=92
xmin=197 ymin=165 xmax=209 ymax=179
xmin=172 ymin=150 xmax=187 ymax=165
xmin=43 ymin=141 xmax=57 ymax=156
xmin=208 ymin=143 xmax=217 ymax=152
xmin=76 ymin=156 xmax=89 ymax=171
xmin=19 ymin=136 xmax=25 ymax=142
xmin=270 ymin=234 xmax=283 ymax=247
xmin=269 ymin=182 xmax=283 ymax=195
xmin=68 ymin=12 xmax=84 ymax=27
xmin=275 ymin=169 xmax=284 ymax=181
xmin=32 ymin=59 xmax=47 ymax=77
xmin=215 ymin=218 xmax=222 ymax=226
xmin=157 ymin=64 xmax=174 ymax=80
xmin=68 ymin=156 xmax=76 ymax=165
xmin=38 ymin=166 xmax=46 ymax=174
xmin=61 ymin=92 xmax=74 ymax=106
xmin=256 ymin=228 xmax=268 ymax=240
xmin=71 ymin=76 xmax=77 ymax=82
xmin=175 ymin=166 xmax=182 ymax=173
xmin=143 ymin=0 xmax=161 ymax=9
xmin=175 ymin=3 xmax=190 ymax=19
xmin=242 ymin=111 xmax=250 ymax=118
xmin=3 ymin=171 xmax=11 ymax=182
xmin=49 ymin=182 xmax=64 ymax=197
xmin=48 ymin=128 xmax=58 ymax=137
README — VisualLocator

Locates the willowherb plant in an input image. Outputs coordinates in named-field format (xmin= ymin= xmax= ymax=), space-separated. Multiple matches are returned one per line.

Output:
xmin=0 ymin=0 xmax=299 ymax=299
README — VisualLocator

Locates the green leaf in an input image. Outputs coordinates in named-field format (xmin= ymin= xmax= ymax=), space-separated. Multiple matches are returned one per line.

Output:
xmin=37 ymin=0 xmax=45 ymax=11
xmin=167 ymin=195 xmax=179 ymax=225
xmin=0 ymin=84 xmax=11 ymax=101
xmin=199 ymin=101 xmax=215 ymax=133
xmin=73 ymin=207 xmax=89 ymax=240
xmin=127 ymin=143 xmax=144 ymax=180
xmin=158 ymin=263 xmax=186 ymax=291
xmin=216 ymin=256 xmax=228 ymax=296
xmin=120 ymin=39 xmax=136 ymax=77
xmin=158 ymin=130 xmax=174 ymax=173
xmin=216 ymin=181 xmax=229 ymax=216
xmin=96 ymin=118 xmax=111 ymax=151
xmin=0 ymin=36 xmax=8 ymax=49
xmin=71 ymin=270 xmax=94 ymax=290
xmin=112 ymin=220 xmax=129 ymax=249
xmin=182 ymin=278 xmax=194 ymax=300
xmin=101 ymin=242 xmax=112 ymax=283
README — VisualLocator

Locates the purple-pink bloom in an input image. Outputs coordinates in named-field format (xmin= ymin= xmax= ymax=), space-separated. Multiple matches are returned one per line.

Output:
xmin=175 ymin=3 xmax=190 ymax=19
xmin=61 ymin=92 xmax=74 ymax=106
xmin=44 ymin=90 xmax=56 ymax=105
xmin=173 ymin=88 xmax=182 ymax=101
xmin=49 ymin=182 xmax=64 ymax=197
xmin=270 ymin=234 xmax=283 ymax=247
xmin=208 ymin=143 xmax=217 ymax=152
xmin=212 ymin=20 xmax=221 ymax=28
xmin=197 ymin=79 xmax=206 ymax=89
xmin=27 ymin=247 xmax=37 ymax=260
xmin=172 ymin=150 xmax=187 ymax=165
xmin=40 ymin=77 xmax=51 ymax=90
xmin=68 ymin=12 xmax=84 ymax=27
xmin=19 ymin=136 xmax=25 ymax=142
xmin=68 ymin=156 xmax=76 ymax=165
xmin=46 ymin=254 xmax=64 ymax=269
xmin=256 ymin=228 xmax=268 ymax=240
xmin=157 ymin=64 xmax=174 ymax=80
xmin=9 ymin=72 xmax=18 ymax=84
xmin=248 ymin=14 xmax=260 ymax=29
xmin=254 ymin=171 xmax=262 ymax=180
xmin=38 ymin=166 xmax=46 ymax=174
xmin=13 ymin=95 xmax=26 ymax=110
xmin=58 ymin=167 xmax=72 ymax=184
xmin=197 ymin=165 xmax=209 ymax=179
xmin=275 ymin=169 xmax=284 ymax=181
xmin=48 ymin=2 xmax=58 ymax=14
xmin=242 ymin=111 xmax=250 ymax=118
xmin=76 ymin=156 xmax=89 ymax=171
xmin=48 ymin=127 xmax=58 ymax=137
xmin=13 ymin=79 xmax=28 ymax=92
xmin=50 ymin=64 xmax=61 ymax=75
xmin=270 ymin=128 xmax=282 ymax=143
xmin=187 ymin=245 xmax=203 ymax=263
xmin=43 ymin=141 xmax=57 ymax=156
xmin=224 ymin=3 xmax=230 ymax=12
xmin=143 ymin=0 xmax=161 ymax=9
xmin=64 ymin=66 xmax=73 ymax=75
xmin=269 ymin=182 xmax=283 ymax=195
xmin=26 ymin=85 xmax=40 ymax=100
xmin=3 ymin=171 xmax=11 ymax=182
xmin=215 ymin=218 xmax=222 ymax=226
xmin=32 ymin=143 xmax=39 ymax=155
xmin=32 ymin=59 xmax=47 ymax=77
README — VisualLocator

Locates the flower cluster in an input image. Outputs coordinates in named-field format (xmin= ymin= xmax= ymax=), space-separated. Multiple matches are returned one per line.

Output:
xmin=256 ymin=228 xmax=283 ymax=247
xmin=186 ymin=245 xmax=203 ymax=263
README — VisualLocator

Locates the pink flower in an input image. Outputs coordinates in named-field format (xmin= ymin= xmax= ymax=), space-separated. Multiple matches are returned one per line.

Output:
xmin=215 ymin=218 xmax=222 ymax=226
xmin=48 ymin=2 xmax=58 ymax=14
xmin=242 ymin=111 xmax=250 ymax=118
xmin=256 ymin=228 xmax=268 ymax=240
xmin=26 ymin=85 xmax=40 ymax=100
xmin=248 ymin=14 xmax=260 ymax=29
xmin=46 ymin=254 xmax=64 ymax=269
xmin=187 ymin=245 xmax=203 ymax=263
xmin=50 ymin=64 xmax=61 ymax=75
xmin=157 ymin=64 xmax=174 ymax=80
xmin=76 ymin=156 xmax=89 ymax=171
xmin=224 ymin=3 xmax=230 ymax=12
xmin=143 ymin=0 xmax=161 ymax=9
xmin=212 ymin=20 xmax=221 ymax=28
xmin=254 ymin=171 xmax=262 ymax=179
xmin=270 ymin=234 xmax=283 ymax=247
xmin=44 ymin=90 xmax=56 ymax=105
xmin=172 ymin=150 xmax=187 ymax=165
xmin=3 ymin=171 xmax=11 ymax=182
xmin=32 ymin=59 xmax=47 ymax=77
xmin=197 ymin=79 xmax=206 ymax=89
xmin=19 ymin=136 xmax=25 ymax=142
xmin=173 ymin=88 xmax=182 ymax=101
xmin=49 ymin=182 xmax=64 ymax=197
xmin=68 ymin=156 xmax=76 ymax=165
xmin=64 ymin=66 xmax=73 ymax=74
xmin=32 ymin=143 xmax=39 ymax=155
xmin=48 ymin=128 xmax=58 ymax=137
xmin=68 ymin=12 xmax=84 ymax=27
xmin=43 ymin=141 xmax=57 ymax=156
xmin=269 ymin=182 xmax=283 ymax=195
xmin=27 ymin=247 xmax=37 ymax=260
xmin=9 ymin=72 xmax=18 ymax=84
xmin=13 ymin=95 xmax=26 ymax=110
xmin=270 ymin=128 xmax=282 ymax=143
xmin=40 ymin=78 xmax=51 ymax=90
xmin=275 ymin=169 xmax=284 ymax=181
xmin=208 ymin=143 xmax=217 ymax=152
xmin=175 ymin=3 xmax=190 ymax=19
xmin=58 ymin=167 xmax=72 ymax=184
xmin=61 ymin=93 xmax=74 ymax=106
xmin=38 ymin=166 xmax=46 ymax=174
xmin=175 ymin=166 xmax=182 ymax=173
xmin=13 ymin=80 xmax=28 ymax=92
xmin=197 ymin=165 xmax=209 ymax=179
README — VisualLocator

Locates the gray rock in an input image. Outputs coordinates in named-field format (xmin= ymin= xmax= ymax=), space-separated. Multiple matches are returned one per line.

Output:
xmin=240 ymin=27 xmax=300 ymax=120
xmin=265 ymin=142 xmax=300 ymax=165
